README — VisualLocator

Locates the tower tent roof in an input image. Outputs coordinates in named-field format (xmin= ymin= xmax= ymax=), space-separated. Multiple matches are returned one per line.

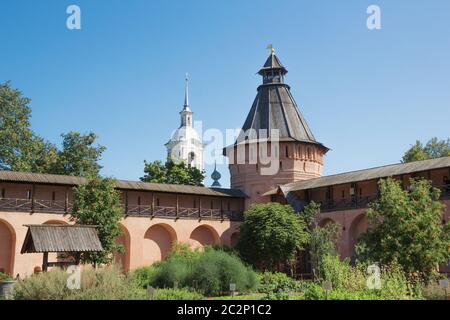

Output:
xmin=238 ymin=51 xmax=328 ymax=150
xmin=258 ymin=52 xmax=287 ymax=75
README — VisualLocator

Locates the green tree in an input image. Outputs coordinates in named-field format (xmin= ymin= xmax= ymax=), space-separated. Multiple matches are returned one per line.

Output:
xmin=356 ymin=177 xmax=450 ymax=281
xmin=402 ymin=137 xmax=450 ymax=163
xmin=0 ymin=82 xmax=105 ymax=176
xmin=141 ymin=158 xmax=205 ymax=186
xmin=71 ymin=176 xmax=124 ymax=266
xmin=236 ymin=203 xmax=309 ymax=271
xmin=301 ymin=201 xmax=341 ymax=279
xmin=0 ymin=81 xmax=56 ymax=171
xmin=51 ymin=131 xmax=106 ymax=176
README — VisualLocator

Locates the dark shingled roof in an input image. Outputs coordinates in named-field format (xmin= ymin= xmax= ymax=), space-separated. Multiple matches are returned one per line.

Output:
xmin=258 ymin=53 xmax=287 ymax=75
xmin=283 ymin=156 xmax=450 ymax=192
xmin=238 ymin=52 xmax=328 ymax=150
xmin=0 ymin=170 xmax=247 ymax=198
xmin=21 ymin=225 xmax=103 ymax=253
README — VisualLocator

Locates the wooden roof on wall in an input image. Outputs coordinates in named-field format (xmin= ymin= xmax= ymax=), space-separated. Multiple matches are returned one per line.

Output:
xmin=283 ymin=156 xmax=450 ymax=192
xmin=21 ymin=224 xmax=103 ymax=253
xmin=0 ymin=170 xmax=247 ymax=198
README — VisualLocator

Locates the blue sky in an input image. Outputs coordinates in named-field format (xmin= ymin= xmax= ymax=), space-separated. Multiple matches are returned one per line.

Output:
xmin=1 ymin=0 xmax=449 ymax=187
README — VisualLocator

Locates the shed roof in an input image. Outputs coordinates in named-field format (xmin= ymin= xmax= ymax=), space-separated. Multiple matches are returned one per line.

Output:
xmin=21 ymin=224 xmax=103 ymax=253
xmin=0 ymin=170 xmax=247 ymax=198
xmin=283 ymin=156 xmax=450 ymax=192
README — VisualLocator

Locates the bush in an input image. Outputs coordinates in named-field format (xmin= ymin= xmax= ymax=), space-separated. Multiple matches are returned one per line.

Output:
xmin=135 ymin=245 xmax=258 ymax=297
xmin=236 ymin=203 xmax=309 ymax=270
xmin=153 ymin=288 xmax=204 ymax=300
xmin=257 ymin=272 xmax=302 ymax=294
xmin=321 ymin=255 xmax=366 ymax=291
xmin=303 ymin=283 xmax=381 ymax=300
xmin=13 ymin=269 xmax=71 ymax=300
xmin=13 ymin=265 xmax=146 ymax=300
xmin=130 ymin=265 xmax=158 ymax=288
xmin=0 ymin=272 xmax=12 ymax=281
xmin=191 ymin=249 xmax=258 ymax=296
xmin=422 ymin=280 xmax=449 ymax=300
xmin=152 ymin=258 xmax=193 ymax=289
xmin=303 ymin=257 xmax=422 ymax=300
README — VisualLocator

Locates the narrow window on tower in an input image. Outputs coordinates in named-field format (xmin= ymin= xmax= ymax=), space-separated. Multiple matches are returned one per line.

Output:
xmin=227 ymin=202 xmax=230 ymax=211
xmin=342 ymin=190 xmax=345 ymax=199
xmin=1 ymin=188 xmax=5 ymax=199
xmin=280 ymin=161 xmax=283 ymax=170
xmin=193 ymin=199 xmax=196 ymax=208
xmin=138 ymin=196 xmax=141 ymax=206
xmin=27 ymin=189 xmax=32 ymax=200
xmin=52 ymin=191 xmax=56 ymax=201
xmin=256 ymin=163 xmax=258 ymax=172
xmin=285 ymin=146 xmax=289 ymax=157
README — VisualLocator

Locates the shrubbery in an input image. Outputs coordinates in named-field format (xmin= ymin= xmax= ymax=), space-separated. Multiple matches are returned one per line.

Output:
xmin=134 ymin=245 xmax=258 ymax=296
xmin=302 ymin=254 xmax=421 ymax=300
xmin=257 ymin=272 xmax=302 ymax=294
xmin=13 ymin=266 xmax=146 ymax=300
xmin=153 ymin=288 xmax=204 ymax=300
xmin=0 ymin=272 xmax=12 ymax=281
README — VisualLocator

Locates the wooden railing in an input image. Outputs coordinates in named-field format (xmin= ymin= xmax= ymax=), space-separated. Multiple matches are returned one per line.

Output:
xmin=318 ymin=184 xmax=450 ymax=213
xmin=0 ymin=198 xmax=243 ymax=221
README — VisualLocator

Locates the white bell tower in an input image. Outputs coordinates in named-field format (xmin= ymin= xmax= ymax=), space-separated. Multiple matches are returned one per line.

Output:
xmin=165 ymin=75 xmax=204 ymax=171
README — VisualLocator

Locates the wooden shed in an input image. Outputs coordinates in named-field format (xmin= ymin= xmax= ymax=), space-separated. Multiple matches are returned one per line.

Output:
xmin=21 ymin=224 xmax=103 ymax=271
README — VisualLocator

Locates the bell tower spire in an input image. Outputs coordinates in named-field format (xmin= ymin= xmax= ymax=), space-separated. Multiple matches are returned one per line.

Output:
xmin=180 ymin=74 xmax=192 ymax=127
xmin=184 ymin=73 xmax=189 ymax=108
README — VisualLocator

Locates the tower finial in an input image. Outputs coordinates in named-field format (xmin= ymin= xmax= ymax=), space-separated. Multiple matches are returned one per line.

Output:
xmin=266 ymin=44 xmax=275 ymax=54
xmin=184 ymin=73 xmax=189 ymax=107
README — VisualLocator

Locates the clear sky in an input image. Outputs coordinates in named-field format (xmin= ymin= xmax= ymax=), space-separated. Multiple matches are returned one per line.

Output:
xmin=1 ymin=0 xmax=449 ymax=187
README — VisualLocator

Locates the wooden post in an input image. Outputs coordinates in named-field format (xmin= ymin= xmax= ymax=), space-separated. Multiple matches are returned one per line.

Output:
xmin=151 ymin=192 xmax=155 ymax=217
xmin=42 ymin=252 xmax=48 ymax=272
xmin=125 ymin=191 xmax=129 ymax=214
xmin=31 ymin=183 xmax=36 ymax=213
xmin=64 ymin=187 xmax=69 ymax=213
xmin=176 ymin=194 xmax=179 ymax=218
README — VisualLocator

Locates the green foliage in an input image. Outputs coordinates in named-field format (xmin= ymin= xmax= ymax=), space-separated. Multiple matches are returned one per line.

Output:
xmin=134 ymin=245 xmax=258 ymax=297
xmin=153 ymin=288 xmax=204 ymax=300
xmin=356 ymin=177 xmax=450 ymax=281
xmin=309 ymin=223 xmax=341 ymax=279
xmin=0 ymin=81 xmax=105 ymax=176
xmin=141 ymin=158 xmax=205 ymax=186
xmin=13 ymin=266 xmax=146 ymax=300
xmin=302 ymin=201 xmax=321 ymax=229
xmin=50 ymin=131 xmax=106 ymax=177
xmin=0 ymin=272 xmax=13 ymax=281
xmin=130 ymin=265 xmax=158 ymax=288
xmin=303 ymin=257 xmax=421 ymax=300
xmin=191 ymin=249 xmax=258 ymax=296
xmin=72 ymin=176 xmax=124 ymax=265
xmin=421 ymin=280 xmax=450 ymax=300
xmin=257 ymin=272 xmax=302 ymax=294
xmin=321 ymin=255 xmax=366 ymax=291
xmin=236 ymin=203 xmax=310 ymax=270
xmin=402 ymin=137 xmax=450 ymax=163
xmin=0 ymin=81 xmax=55 ymax=172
